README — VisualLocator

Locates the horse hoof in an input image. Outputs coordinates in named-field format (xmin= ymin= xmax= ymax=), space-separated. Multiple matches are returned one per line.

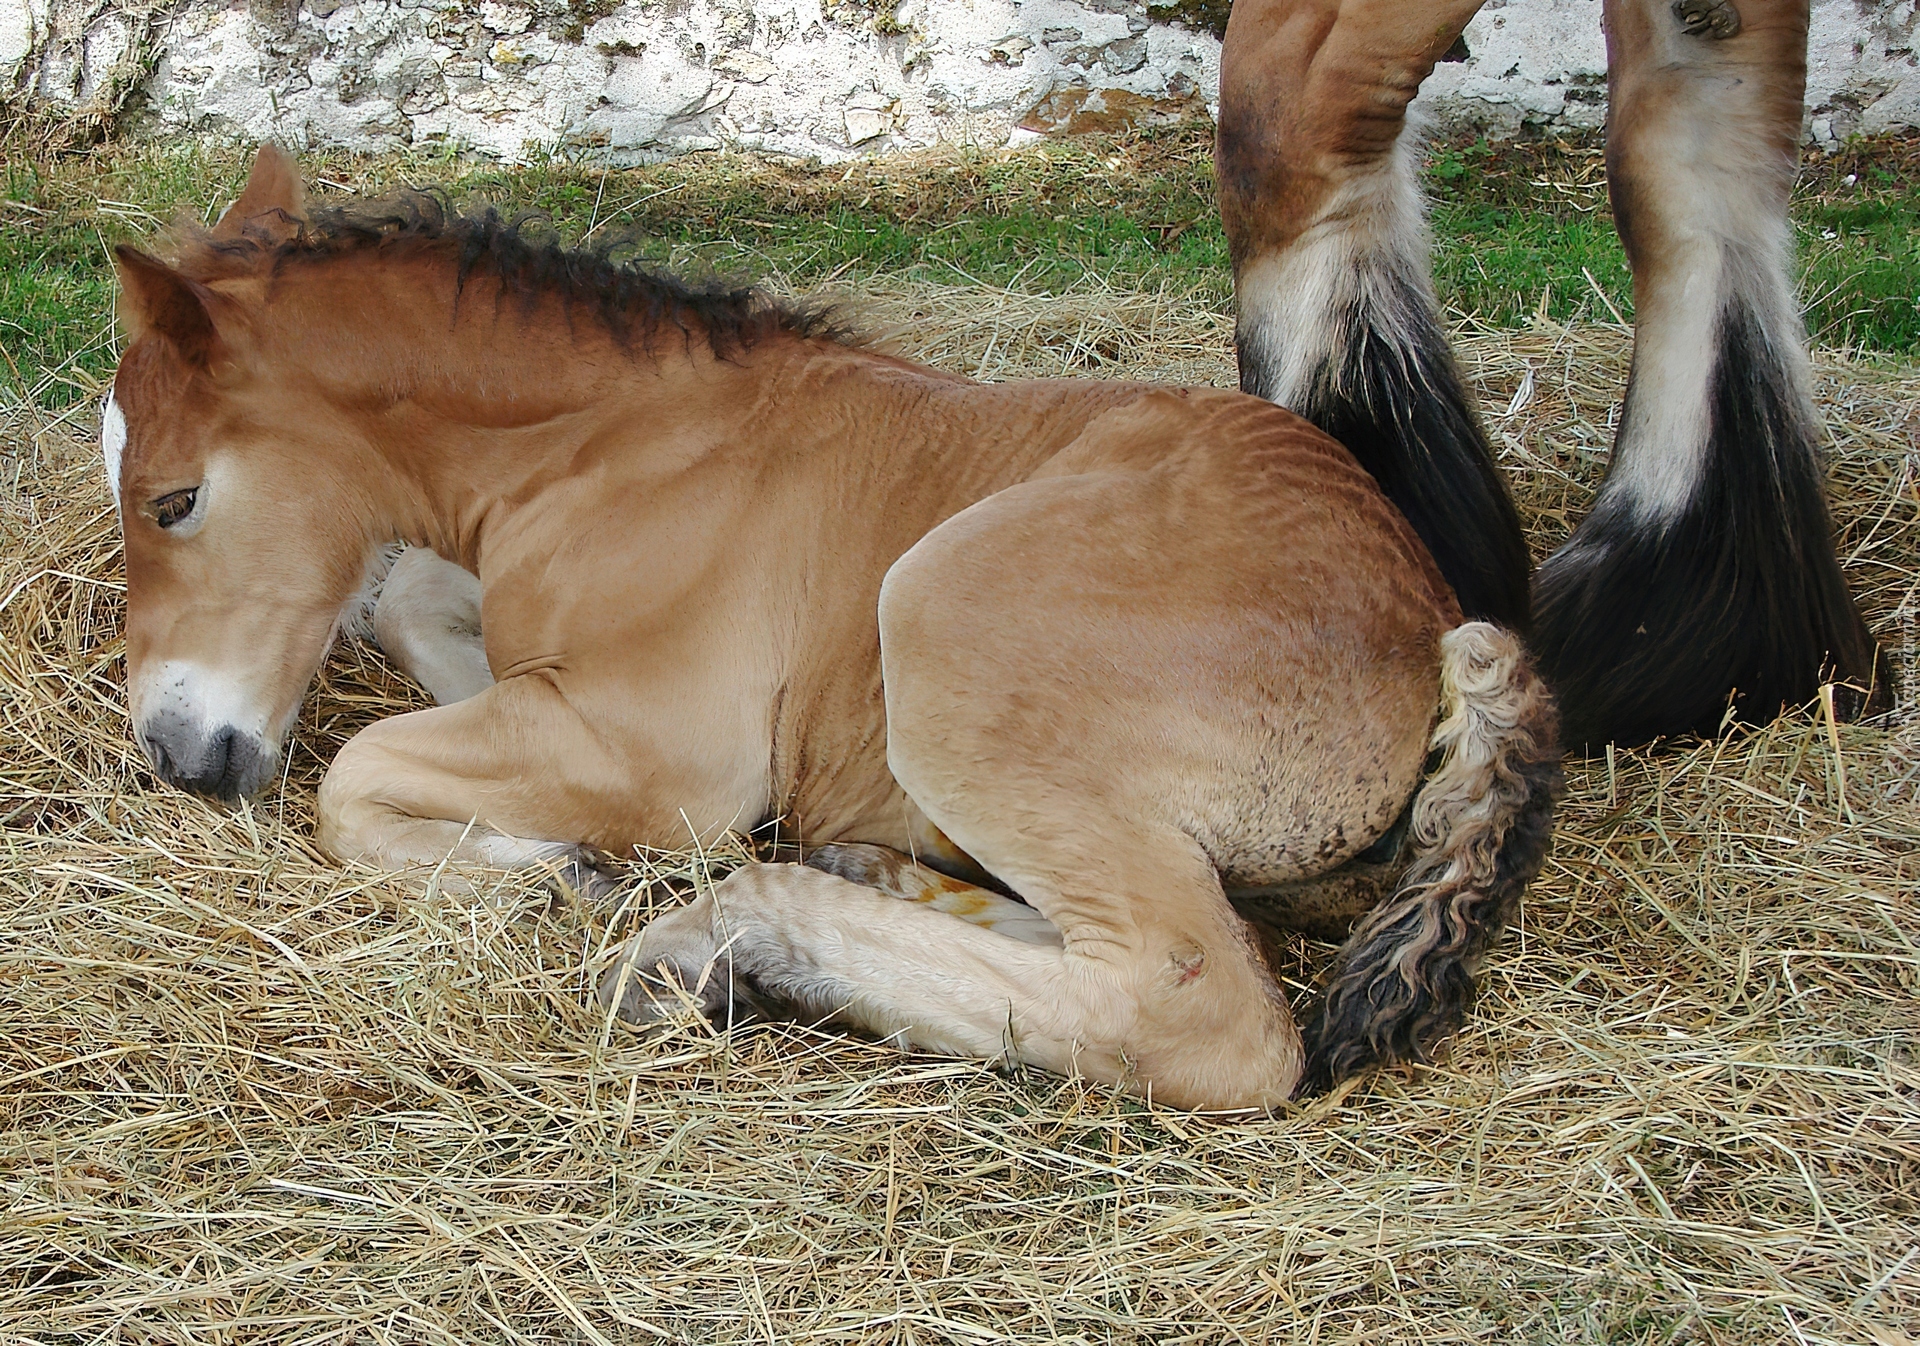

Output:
xmin=595 ymin=903 xmax=769 ymax=1027
xmin=802 ymin=841 xmax=912 ymax=887
xmin=550 ymin=849 xmax=627 ymax=903
xmin=595 ymin=954 xmax=727 ymax=1025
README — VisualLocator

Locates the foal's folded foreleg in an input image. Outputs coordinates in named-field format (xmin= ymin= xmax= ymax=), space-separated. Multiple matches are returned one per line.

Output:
xmin=372 ymin=546 xmax=494 ymax=706
xmin=315 ymin=677 xmax=629 ymax=896
xmin=1531 ymin=0 xmax=1889 ymax=744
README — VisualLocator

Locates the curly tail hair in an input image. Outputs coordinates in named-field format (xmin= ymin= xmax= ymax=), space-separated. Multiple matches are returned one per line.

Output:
xmin=1300 ymin=622 xmax=1563 ymax=1093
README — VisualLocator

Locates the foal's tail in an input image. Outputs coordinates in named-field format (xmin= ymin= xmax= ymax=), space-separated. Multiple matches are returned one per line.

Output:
xmin=1301 ymin=622 xmax=1563 ymax=1094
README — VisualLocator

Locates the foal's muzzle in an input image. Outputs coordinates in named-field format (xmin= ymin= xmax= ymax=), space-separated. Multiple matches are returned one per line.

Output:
xmin=139 ymin=716 xmax=274 ymax=800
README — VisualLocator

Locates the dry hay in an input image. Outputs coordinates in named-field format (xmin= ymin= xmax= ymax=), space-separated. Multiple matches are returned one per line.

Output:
xmin=1 ymin=274 xmax=1916 ymax=1346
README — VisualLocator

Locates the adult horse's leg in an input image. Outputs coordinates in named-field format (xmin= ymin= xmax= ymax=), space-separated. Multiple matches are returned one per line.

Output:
xmin=1531 ymin=0 xmax=1890 ymax=744
xmin=1214 ymin=0 xmax=1530 ymax=631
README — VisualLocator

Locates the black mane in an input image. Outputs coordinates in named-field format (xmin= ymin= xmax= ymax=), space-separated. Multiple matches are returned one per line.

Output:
xmin=187 ymin=191 xmax=853 ymax=356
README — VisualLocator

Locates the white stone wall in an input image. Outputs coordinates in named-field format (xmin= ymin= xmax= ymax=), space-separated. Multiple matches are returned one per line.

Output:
xmin=3 ymin=0 xmax=1916 ymax=160
xmin=1422 ymin=0 xmax=1920 ymax=146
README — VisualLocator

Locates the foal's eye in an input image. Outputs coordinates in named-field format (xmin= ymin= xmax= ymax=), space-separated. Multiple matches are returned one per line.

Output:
xmin=151 ymin=488 xmax=199 ymax=528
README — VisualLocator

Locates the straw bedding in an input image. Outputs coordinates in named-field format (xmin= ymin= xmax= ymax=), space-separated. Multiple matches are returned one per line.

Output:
xmin=1 ymin=272 xmax=1915 ymax=1344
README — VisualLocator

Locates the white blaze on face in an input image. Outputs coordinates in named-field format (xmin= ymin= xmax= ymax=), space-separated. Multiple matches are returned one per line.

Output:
xmin=102 ymin=389 xmax=127 ymax=508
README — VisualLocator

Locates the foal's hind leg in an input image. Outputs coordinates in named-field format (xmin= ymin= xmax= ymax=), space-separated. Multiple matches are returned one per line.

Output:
xmin=1530 ymin=0 xmax=1890 ymax=744
xmin=803 ymin=843 xmax=1062 ymax=946
xmin=598 ymin=845 xmax=1063 ymax=1026
xmin=1214 ymin=0 xmax=1529 ymax=630
xmin=372 ymin=547 xmax=494 ymax=706
xmin=600 ymin=839 xmax=1299 ymax=1108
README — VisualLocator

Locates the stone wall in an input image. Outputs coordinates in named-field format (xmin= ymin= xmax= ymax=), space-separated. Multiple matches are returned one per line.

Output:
xmin=4 ymin=0 xmax=1916 ymax=161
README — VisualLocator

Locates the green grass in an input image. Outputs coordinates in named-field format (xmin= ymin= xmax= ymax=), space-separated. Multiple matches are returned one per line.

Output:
xmin=1421 ymin=135 xmax=1920 ymax=351
xmin=3 ymin=125 xmax=1916 ymax=411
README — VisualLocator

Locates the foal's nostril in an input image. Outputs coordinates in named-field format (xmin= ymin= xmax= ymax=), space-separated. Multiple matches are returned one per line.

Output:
xmin=173 ymin=725 xmax=252 ymax=799
xmin=140 ymin=718 xmax=258 ymax=797
xmin=203 ymin=726 xmax=236 ymax=792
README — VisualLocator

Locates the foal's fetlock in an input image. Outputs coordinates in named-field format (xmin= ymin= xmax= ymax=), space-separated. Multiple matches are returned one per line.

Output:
xmin=596 ymin=903 xmax=769 ymax=1027
xmin=547 ymin=848 xmax=628 ymax=903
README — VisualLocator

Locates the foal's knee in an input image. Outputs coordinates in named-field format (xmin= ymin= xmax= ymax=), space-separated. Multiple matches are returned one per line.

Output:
xmin=314 ymin=720 xmax=472 ymax=868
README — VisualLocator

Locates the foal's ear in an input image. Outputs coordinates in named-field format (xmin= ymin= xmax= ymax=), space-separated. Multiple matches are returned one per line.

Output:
xmin=212 ymin=144 xmax=306 ymax=241
xmin=114 ymin=246 xmax=236 ymax=372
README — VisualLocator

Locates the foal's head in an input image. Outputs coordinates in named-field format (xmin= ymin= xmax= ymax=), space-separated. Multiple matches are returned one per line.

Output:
xmin=110 ymin=146 xmax=835 ymax=799
xmin=109 ymin=148 xmax=380 ymax=799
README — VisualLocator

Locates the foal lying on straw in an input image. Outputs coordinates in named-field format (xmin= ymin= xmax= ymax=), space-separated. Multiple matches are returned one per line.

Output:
xmin=105 ymin=148 xmax=1560 ymax=1108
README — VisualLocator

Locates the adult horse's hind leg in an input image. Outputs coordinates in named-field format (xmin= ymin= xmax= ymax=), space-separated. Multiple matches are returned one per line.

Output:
xmin=1531 ymin=0 xmax=1890 ymax=744
xmin=1214 ymin=0 xmax=1530 ymax=631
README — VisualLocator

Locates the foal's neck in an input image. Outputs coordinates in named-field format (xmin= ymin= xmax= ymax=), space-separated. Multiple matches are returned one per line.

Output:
xmin=282 ymin=260 xmax=790 ymax=569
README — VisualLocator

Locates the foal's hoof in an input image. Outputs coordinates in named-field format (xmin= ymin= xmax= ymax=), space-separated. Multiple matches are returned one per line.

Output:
xmin=595 ymin=906 xmax=771 ymax=1028
xmin=596 ymin=949 xmax=734 ymax=1025
xmin=1672 ymin=0 xmax=1740 ymax=37
xmin=803 ymin=840 xmax=916 ymax=888
xmin=548 ymin=849 xmax=627 ymax=903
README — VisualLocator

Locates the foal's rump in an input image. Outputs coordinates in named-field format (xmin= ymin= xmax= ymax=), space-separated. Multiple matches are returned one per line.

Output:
xmin=877 ymin=386 xmax=1470 ymax=897
xmin=1011 ymin=386 xmax=1462 ymax=876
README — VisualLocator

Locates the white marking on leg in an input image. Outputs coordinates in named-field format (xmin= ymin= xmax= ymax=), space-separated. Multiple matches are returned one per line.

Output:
xmin=338 ymin=543 xmax=404 ymax=643
xmin=1234 ymin=135 xmax=1434 ymax=409
xmin=469 ymin=833 xmax=585 ymax=870
xmin=101 ymin=390 xmax=126 ymax=507
xmin=1236 ymin=236 xmax=1354 ymax=409
xmin=1606 ymin=185 xmax=1809 ymax=522
xmin=1607 ymin=259 xmax=1719 ymax=520
xmin=604 ymin=868 xmax=1075 ymax=1065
